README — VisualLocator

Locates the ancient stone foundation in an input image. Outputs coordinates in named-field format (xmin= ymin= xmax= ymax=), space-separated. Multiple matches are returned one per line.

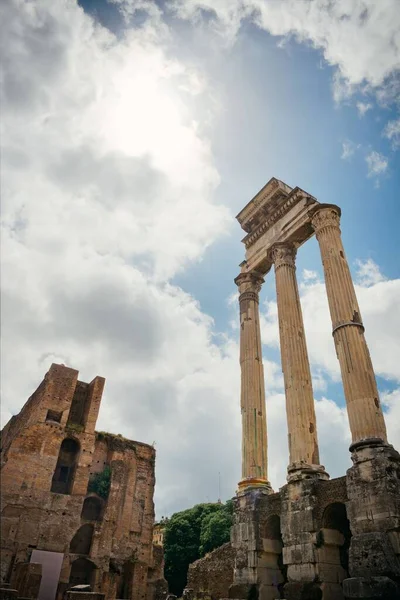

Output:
xmin=189 ymin=178 xmax=400 ymax=600
xmin=1 ymin=364 xmax=167 ymax=600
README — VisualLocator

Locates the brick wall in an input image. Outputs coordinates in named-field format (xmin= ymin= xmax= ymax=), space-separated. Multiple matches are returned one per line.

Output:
xmin=1 ymin=364 xmax=162 ymax=600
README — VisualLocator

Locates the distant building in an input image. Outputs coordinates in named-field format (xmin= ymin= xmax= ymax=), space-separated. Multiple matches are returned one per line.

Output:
xmin=1 ymin=363 xmax=167 ymax=600
xmin=152 ymin=519 xmax=168 ymax=547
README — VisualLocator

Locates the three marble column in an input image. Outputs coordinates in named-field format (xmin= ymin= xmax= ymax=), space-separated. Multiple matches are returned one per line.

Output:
xmin=236 ymin=203 xmax=386 ymax=490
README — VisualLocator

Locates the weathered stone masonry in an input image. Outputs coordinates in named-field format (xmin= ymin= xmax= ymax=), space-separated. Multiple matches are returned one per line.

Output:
xmin=0 ymin=363 xmax=167 ymax=600
xmin=188 ymin=178 xmax=400 ymax=600
xmin=229 ymin=179 xmax=400 ymax=600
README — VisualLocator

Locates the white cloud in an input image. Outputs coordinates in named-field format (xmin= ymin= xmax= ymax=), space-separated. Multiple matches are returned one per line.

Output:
xmin=170 ymin=0 xmax=400 ymax=104
xmin=384 ymin=117 xmax=400 ymax=149
xmin=356 ymin=101 xmax=373 ymax=117
xmin=381 ymin=388 xmax=400 ymax=449
xmin=355 ymin=258 xmax=386 ymax=287
xmin=365 ymin=150 xmax=389 ymax=177
xmin=0 ymin=0 xmax=231 ymax=516
xmin=341 ymin=139 xmax=359 ymax=160
xmin=302 ymin=269 xmax=318 ymax=281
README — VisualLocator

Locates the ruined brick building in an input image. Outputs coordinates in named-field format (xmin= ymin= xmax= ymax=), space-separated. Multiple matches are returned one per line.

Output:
xmin=0 ymin=363 xmax=167 ymax=600
xmin=187 ymin=179 xmax=400 ymax=600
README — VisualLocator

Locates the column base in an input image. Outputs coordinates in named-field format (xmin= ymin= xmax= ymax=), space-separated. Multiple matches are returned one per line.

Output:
xmin=348 ymin=437 xmax=388 ymax=453
xmin=286 ymin=462 xmax=329 ymax=483
xmin=237 ymin=477 xmax=273 ymax=493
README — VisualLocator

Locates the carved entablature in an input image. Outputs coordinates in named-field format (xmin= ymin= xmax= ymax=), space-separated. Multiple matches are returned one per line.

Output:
xmin=236 ymin=178 xmax=319 ymax=275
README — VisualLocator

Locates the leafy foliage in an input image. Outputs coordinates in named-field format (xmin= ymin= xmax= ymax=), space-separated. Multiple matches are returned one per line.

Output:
xmin=88 ymin=465 xmax=111 ymax=499
xmin=164 ymin=501 xmax=233 ymax=596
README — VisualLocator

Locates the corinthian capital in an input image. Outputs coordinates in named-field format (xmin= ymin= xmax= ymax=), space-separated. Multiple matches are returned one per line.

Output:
xmin=234 ymin=271 xmax=264 ymax=296
xmin=310 ymin=205 xmax=341 ymax=234
xmin=269 ymin=242 xmax=297 ymax=270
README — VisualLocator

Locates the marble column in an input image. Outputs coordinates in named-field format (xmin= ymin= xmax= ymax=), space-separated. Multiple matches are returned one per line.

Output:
xmin=310 ymin=204 xmax=387 ymax=446
xmin=270 ymin=243 xmax=327 ymax=481
xmin=235 ymin=270 xmax=271 ymax=491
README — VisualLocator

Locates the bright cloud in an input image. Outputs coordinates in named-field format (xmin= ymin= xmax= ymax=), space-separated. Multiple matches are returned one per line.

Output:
xmin=302 ymin=269 xmax=318 ymax=281
xmin=341 ymin=139 xmax=359 ymax=160
xmin=1 ymin=0 xmax=231 ymax=515
xmin=365 ymin=150 xmax=389 ymax=178
xmin=355 ymin=258 xmax=386 ymax=287
xmin=356 ymin=101 xmax=373 ymax=117
xmin=384 ymin=117 xmax=400 ymax=149
xmin=170 ymin=0 xmax=400 ymax=102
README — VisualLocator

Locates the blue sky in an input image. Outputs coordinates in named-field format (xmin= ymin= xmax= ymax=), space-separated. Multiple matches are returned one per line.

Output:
xmin=2 ymin=0 xmax=400 ymax=516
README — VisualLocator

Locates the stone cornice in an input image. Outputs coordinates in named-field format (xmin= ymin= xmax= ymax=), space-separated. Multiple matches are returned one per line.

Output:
xmin=242 ymin=188 xmax=315 ymax=249
xmin=236 ymin=178 xmax=282 ymax=228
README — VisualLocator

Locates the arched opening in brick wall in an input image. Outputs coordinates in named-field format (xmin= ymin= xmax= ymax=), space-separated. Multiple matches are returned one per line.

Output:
xmin=321 ymin=502 xmax=352 ymax=576
xmin=51 ymin=438 xmax=80 ymax=495
xmin=117 ymin=560 xmax=134 ymax=600
xmin=259 ymin=515 xmax=287 ymax=598
xmin=69 ymin=558 xmax=96 ymax=588
xmin=70 ymin=524 xmax=94 ymax=555
xmin=81 ymin=496 xmax=104 ymax=522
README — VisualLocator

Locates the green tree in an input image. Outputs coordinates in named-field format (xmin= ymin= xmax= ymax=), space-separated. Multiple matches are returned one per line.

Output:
xmin=199 ymin=509 xmax=232 ymax=555
xmin=163 ymin=501 xmax=233 ymax=596
xmin=87 ymin=465 xmax=111 ymax=499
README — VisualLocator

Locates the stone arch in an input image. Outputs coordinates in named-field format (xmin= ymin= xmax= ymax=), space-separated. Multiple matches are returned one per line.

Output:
xmin=70 ymin=524 xmax=94 ymax=555
xmin=321 ymin=502 xmax=351 ymax=575
xmin=81 ymin=496 xmax=104 ymax=522
xmin=51 ymin=438 xmax=80 ymax=495
xmin=259 ymin=515 xmax=286 ymax=598
xmin=260 ymin=514 xmax=281 ymax=540
xmin=69 ymin=557 xmax=96 ymax=587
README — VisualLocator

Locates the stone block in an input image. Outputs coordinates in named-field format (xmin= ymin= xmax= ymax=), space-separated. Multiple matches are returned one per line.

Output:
xmin=283 ymin=542 xmax=315 ymax=565
xmin=258 ymin=583 xmax=283 ymax=600
xmin=343 ymin=576 xmax=399 ymax=599
xmin=319 ymin=528 xmax=344 ymax=547
xmin=257 ymin=566 xmax=283 ymax=586
xmin=320 ymin=582 xmax=344 ymax=600
xmin=261 ymin=539 xmax=282 ymax=554
xmin=284 ymin=580 xmax=322 ymax=600
xmin=258 ymin=553 xmax=280 ymax=569
xmin=315 ymin=545 xmax=341 ymax=565
xmin=317 ymin=562 xmax=346 ymax=584
xmin=286 ymin=563 xmax=316 ymax=582
xmin=349 ymin=532 xmax=400 ymax=578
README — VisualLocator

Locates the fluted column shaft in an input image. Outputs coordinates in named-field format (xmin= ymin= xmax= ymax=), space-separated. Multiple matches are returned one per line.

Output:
xmin=235 ymin=271 xmax=270 ymax=489
xmin=271 ymin=243 xmax=325 ymax=478
xmin=311 ymin=205 xmax=387 ymax=445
